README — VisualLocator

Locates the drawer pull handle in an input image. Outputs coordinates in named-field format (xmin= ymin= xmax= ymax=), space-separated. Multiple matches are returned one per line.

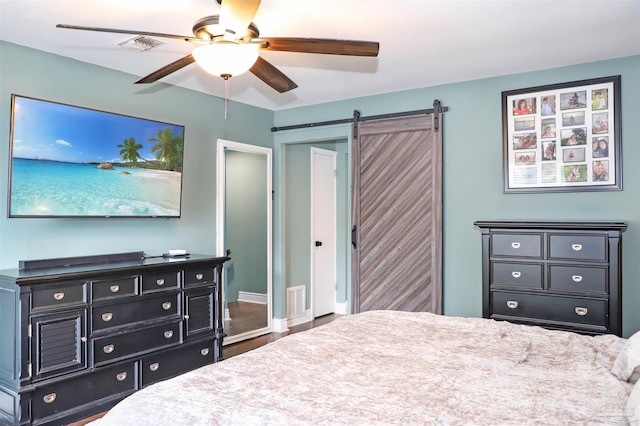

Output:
xmin=511 ymin=271 xmax=521 ymax=278
xmin=164 ymin=330 xmax=174 ymax=339
xmin=184 ymin=314 xmax=190 ymax=320
xmin=102 ymin=313 xmax=113 ymax=322
xmin=200 ymin=348 xmax=210 ymax=356
xmin=162 ymin=302 xmax=172 ymax=310
xmin=53 ymin=292 xmax=65 ymax=301
xmin=149 ymin=363 xmax=159 ymax=372
xmin=43 ymin=393 xmax=56 ymax=404
xmin=156 ymin=279 xmax=165 ymax=286
xmin=571 ymin=243 xmax=583 ymax=251
xmin=575 ymin=307 xmax=588 ymax=316
xmin=572 ymin=275 xmax=583 ymax=282
xmin=103 ymin=344 xmax=115 ymax=354
xmin=511 ymin=242 xmax=520 ymax=249
xmin=506 ymin=300 xmax=519 ymax=309
xmin=110 ymin=285 xmax=120 ymax=293
xmin=116 ymin=372 xmax=128 ymax=382
xmin=81 ymin=336 xmax=88 ymax=343
xmin=196 ymin=273 xmax=204 ymax=280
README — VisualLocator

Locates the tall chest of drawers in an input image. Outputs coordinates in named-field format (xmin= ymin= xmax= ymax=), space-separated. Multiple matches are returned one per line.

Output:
xmin=0 ymin=253 xmax=229 ymax=425
xmin=474 ymin=221 xmax=626 ymax=336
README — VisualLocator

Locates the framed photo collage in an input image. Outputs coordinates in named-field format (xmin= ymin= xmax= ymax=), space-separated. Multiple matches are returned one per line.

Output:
xmin=502 ymin=75 xmax=621 ymax=193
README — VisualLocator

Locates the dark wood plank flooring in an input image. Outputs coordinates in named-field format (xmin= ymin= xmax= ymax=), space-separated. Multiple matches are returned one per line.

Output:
xmin=223 ymin=313 xmax=340 ymax=358
xmin=225 ymin=301 xmax=268 ymax=336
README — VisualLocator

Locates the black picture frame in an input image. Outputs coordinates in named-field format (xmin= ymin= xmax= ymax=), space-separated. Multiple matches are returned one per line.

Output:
xmin=502 ymin=75 xmax=621 ymax=193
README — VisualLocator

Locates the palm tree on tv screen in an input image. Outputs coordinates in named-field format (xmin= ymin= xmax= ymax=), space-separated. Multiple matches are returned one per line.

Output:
xmin=149 ymin=128 xmax=184 ymax=172
xmin=117 ymin=137 xmax=143 ymax=164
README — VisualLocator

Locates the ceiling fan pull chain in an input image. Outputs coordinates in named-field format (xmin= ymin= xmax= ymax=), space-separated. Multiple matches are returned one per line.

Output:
xmin=223 ymin=74 xmax=230 ymax=119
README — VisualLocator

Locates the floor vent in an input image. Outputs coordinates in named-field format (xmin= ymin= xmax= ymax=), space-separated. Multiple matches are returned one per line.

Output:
xmin=287 ymin=285 xmax=306 ymax=319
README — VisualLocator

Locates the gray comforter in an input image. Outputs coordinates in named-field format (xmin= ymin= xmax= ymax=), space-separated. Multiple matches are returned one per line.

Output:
xmin=91 ymin=310 xmax=631 ymax=425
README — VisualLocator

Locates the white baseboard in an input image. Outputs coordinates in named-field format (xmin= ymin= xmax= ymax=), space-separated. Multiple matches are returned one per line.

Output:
xmin=271 ymin=317 xmax=289 ymax=333
xmin=272 ymin=309 xmax=314 ymax=332
xmin=238 ymin=291 xmax=268 ymax=304
xmin=334 ymin=301 xmax=349 ymax=315
xmin=287 ymin=310 xmax=313 ymax=328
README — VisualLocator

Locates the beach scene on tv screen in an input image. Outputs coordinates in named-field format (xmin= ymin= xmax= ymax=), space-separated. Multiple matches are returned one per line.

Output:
xmin=9 ymin=96 xmax=184 ymax=217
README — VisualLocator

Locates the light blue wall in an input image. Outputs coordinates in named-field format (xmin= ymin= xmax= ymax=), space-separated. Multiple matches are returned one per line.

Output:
xmin=0 ymin=41 xmax=273 ymax=269
xmin=274 ymin=55 xmax=640 ymax=337
xmin=3 ymin=41 xmax=639 ymax=337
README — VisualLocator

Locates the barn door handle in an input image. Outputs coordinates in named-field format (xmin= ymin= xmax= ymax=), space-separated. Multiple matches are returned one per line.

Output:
xmin=352 ymin=225 xmax=357 ymax=249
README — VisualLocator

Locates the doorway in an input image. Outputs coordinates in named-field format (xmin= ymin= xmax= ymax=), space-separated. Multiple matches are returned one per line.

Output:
xmin=311 ymin=147 xmax=337 ymax=318
xmin=216 ymin=139 xmax=272 ymax=345
xmin=282 ymin=140 xmax=348 ymax=326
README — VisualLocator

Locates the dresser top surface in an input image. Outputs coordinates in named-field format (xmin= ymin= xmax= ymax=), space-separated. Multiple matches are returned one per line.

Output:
xmin=474 ymin=220 xmax=627 ymax=231
xmin=0 ymin=254 xmax=230 ymax=283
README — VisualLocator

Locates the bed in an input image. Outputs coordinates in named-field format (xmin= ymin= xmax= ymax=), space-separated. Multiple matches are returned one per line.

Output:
xmin=90 ymin=310 xmax=639 ymax=425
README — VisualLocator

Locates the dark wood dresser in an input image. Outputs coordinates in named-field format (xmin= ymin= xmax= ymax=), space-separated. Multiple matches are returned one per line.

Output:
xmin=0 ymin=253 xmax=229 ymax=425
xmin=474 ymin=221 xmax=626 ymax=336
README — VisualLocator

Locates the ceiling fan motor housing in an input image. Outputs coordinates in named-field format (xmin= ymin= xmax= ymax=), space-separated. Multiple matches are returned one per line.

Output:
xmin=192 ymin=15 xmax=259 ymax=41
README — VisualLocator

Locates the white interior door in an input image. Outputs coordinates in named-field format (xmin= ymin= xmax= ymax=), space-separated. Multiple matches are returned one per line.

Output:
xmin=311 ymin=147 xmax=337 ymax=318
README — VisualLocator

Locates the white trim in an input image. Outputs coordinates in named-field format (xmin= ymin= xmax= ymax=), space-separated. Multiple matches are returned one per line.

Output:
xmin=238 ymin=291 xmax=268 ymax=304
xmin=288 ymin=310 xmax=314 ymax=328
xmin=223 ymin=328 xmax=272 ymax=346
xmin=271 ymin=317 xmax=289 ymax=333
xmin=334 ymin=301 xmax=349 ymax=315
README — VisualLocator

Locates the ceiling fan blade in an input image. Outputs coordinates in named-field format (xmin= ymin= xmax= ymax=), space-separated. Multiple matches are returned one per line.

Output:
xmin=56 ymin=24 xmax=199 ymax=42
xmin=135 ymin=54 xmax=195 ymax=84
xmin=250 ymin=56 xmax=298 ymax=93
xmin=256 ymin=38 xmax=379 ymax=57
xmin=219 ymin=0 xmax=262 ymax=37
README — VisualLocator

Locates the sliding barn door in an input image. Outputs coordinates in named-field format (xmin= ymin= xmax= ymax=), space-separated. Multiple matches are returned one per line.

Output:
xmin=351 ymin=114 xmax=443 ymax=314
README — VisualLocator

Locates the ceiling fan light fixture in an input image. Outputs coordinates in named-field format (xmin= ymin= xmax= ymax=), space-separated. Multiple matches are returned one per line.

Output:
xmin=192 ymin=42 xmax=259 ymax=78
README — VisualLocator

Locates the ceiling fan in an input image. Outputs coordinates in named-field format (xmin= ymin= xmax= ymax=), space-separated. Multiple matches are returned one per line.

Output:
xmin=56 ymin=0 xmax=380 ymax=94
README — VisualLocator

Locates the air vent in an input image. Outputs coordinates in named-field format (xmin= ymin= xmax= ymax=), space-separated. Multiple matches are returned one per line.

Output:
xmin=117 ymin=36 xmax=165 ymax=52
xmin=287 ymin=285 xmax=306 ymax=319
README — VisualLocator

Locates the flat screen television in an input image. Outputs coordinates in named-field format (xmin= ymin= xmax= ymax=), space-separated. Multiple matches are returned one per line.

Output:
xmin=8 ymin=94 xmax=185 ymax=218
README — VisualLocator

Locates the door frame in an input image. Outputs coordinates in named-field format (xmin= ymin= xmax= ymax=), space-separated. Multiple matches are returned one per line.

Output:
xmin=216 ymin=138 xmax=273 ymax=345
xmin=310 ymin=147 xmax=337 ymax=318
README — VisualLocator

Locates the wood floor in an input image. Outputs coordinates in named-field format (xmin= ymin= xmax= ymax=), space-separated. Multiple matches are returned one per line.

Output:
xmin=225 ymin=300 xmax=268 ymax=336
xmin=223 ymin=313 xmax=340 ymax=358
xmin=69 ymin=313 xmax=340 ymax=425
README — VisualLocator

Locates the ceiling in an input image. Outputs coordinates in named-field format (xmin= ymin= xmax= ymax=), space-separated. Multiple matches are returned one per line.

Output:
xmin=1 ymin=0 xmax=639 ymax=111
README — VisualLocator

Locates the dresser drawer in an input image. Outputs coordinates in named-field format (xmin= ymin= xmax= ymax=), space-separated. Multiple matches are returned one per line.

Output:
xmin=491 ymin=291 xmax=607 ymax=327
xmin=491 ymin=233 xmax=542 ymax=258
xmin=94 ymin=321 xmax=182 ymax=366
xmin=184 ymin=266 xmax=215 ymax=287
xmin=142 ymin=270 xmax=180 ymax=293
xmin=92 ymin=293 xmax=180 ymax=332
xmin=549 ymin=265 xmax=607 ymax=293
xmin=32 ymin=282 xmax=87 ymax=310
xmin=549 ymin=234 xmax=607 ymax=261
xmin=31 ymin=362 xmax=136 ymax=422
xmin=141 ymin=339 xmax=215 ymax=387
xmin=92 ymin=275 xmax=139 ymax=301
xmin=491 ymin=262 xmax=542 ymax=289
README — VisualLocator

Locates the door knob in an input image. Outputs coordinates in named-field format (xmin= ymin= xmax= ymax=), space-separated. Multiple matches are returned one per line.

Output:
xmin=315 ymin=241 xmax=323 ymax=247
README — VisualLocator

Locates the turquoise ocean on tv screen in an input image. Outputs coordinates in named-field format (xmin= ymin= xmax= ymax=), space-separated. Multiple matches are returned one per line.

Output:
xmin=10 ymin=158 xmax=182 ymax=217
